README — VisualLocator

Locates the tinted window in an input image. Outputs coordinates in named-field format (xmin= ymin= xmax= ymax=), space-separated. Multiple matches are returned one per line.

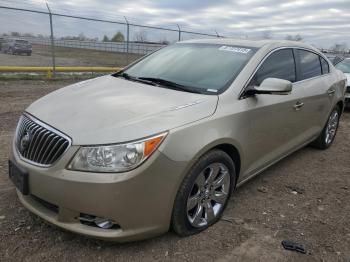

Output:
xmin=320 ymin=57 xmax=329 ymax=74
xmin=298 ymin=50 xmax=322 ymax=80
xmin=251 ymin=49 xmax=296 ymax=86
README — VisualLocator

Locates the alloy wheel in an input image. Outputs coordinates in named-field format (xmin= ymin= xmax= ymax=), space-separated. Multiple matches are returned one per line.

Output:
xmin=186 ymin=163 xmax=230 ymax=228
xmin=325 ymin=110 xmax=339 ymax=145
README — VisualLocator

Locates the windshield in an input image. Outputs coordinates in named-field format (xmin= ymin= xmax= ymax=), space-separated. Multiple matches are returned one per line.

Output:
xmin=335 ymin=59 xmax=350 ymax=73
xmin=120 ymin=43 xmax=257 ymax=94
xmin=15 ymin=40 xmax=29 ymax=44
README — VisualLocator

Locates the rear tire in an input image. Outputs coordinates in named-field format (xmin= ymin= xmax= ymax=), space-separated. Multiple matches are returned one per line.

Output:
xmin=311 ymin=105 xmax=340 ymax=149
xmin=172 ymin=150 xmax=236 ymax=236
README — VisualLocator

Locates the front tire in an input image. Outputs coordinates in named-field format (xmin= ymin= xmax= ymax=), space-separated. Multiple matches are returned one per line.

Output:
xmin=311 ymin=105 xmax=340 ymax=149
xmin=172 ymin=150 xmax=236 ymax=236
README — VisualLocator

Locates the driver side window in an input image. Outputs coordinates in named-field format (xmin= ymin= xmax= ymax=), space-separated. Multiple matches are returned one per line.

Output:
xmin=250 ymin=49 xmax=296 ymax=87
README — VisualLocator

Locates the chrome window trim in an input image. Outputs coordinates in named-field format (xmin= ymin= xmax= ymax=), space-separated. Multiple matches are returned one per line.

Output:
xmin=15 ymin=112 xmax=73 ymax=168
xmin=239 ymin=46 xmax=331 ymax=99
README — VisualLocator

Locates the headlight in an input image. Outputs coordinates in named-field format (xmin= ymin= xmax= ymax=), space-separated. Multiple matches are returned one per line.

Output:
xmin=68 ymin=132 xmax=167 ymax=172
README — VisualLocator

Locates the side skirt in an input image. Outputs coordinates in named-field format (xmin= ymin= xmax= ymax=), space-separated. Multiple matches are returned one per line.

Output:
xmin=236 ymin=136 xmax=318 ymax=188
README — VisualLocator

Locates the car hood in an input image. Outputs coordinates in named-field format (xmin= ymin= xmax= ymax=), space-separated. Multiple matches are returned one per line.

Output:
xmin=26 ymin=75 xmax=218 ymax=145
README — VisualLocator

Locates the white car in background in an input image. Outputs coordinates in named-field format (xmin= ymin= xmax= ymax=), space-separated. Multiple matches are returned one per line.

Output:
xmin=335 ymin=58 xmax=350 ymax=106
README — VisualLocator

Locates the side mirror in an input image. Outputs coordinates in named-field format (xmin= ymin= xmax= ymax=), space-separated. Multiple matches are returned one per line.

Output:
xmin=245 ymin=78 xmax=292 ymax=96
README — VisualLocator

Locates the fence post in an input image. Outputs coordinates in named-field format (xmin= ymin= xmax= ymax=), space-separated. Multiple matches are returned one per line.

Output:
xmin=124 ymin=16 xmax=130 ymax=65
xmin=177 ymin=24 xmax=181 ymax=42
xmin=46 ymin=2 xmax=56 ymax=78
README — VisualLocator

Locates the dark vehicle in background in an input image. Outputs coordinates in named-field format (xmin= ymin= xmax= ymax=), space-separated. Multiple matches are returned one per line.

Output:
xmin=2 ymin=39 xmax=32 ymax=56
xmin=335 ymin=58 xmax=350 ymax=106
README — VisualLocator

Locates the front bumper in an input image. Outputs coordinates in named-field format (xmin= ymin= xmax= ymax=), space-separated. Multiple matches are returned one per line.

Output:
xmin=14 ymin=47 xmax=31 ymax=53
xmin=11 ymin=145 xmax=187 ymax=242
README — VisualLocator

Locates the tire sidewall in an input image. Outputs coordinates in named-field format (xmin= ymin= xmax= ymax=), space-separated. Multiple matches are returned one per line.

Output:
xmin=322 ymin=106 xmax=340 ymax=148
xmin=173 ymin=150 xmax=236 ymax=235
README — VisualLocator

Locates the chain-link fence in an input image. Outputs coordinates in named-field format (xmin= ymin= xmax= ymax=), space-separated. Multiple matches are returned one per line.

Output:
xmin=0 ymin=4 xmax=222 ymax=74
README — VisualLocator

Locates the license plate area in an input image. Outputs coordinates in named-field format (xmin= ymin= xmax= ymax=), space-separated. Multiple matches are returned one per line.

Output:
xmin=9 ymin=160 xmax=29 ymax=195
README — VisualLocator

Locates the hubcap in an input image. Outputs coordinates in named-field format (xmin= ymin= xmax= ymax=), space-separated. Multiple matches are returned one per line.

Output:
xmin=325 ymin=110 xmax=339 ymax=145
xmin=187 ymin=163 xmax=230 ymax=228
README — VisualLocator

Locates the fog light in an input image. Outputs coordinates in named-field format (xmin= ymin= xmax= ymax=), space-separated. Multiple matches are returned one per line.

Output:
xmin=94 ymin=218 xmax=115 ymax=229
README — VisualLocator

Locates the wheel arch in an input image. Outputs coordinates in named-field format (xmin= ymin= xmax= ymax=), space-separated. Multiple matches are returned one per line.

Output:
xmin=212 ymin=143 xmax=241 ymax=184
xmin=184 ymin=139 xmax=243 ymax=186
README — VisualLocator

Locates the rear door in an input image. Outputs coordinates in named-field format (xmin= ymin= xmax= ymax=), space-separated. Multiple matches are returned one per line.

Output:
xmin=242 ymin=48 xmax=308 ymax=177
xmin=294 ymin=49 xmax=334 ymax=139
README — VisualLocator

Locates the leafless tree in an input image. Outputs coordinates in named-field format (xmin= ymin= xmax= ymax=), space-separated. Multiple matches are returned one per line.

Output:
xmin=331 ymin=43 xmax=348 ymax=53
xmin=285 ymin=34 xmax=303 ymax=41
xmin=261 ymin=31 xmax=272 ymax=39
xmin=134 ymin=30 xmax=148 ymax=42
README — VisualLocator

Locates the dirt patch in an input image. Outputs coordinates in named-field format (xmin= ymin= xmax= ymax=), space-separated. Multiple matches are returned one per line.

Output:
xmin=0 ymin=80 xmax=349 ymax=261
xmin=0 ymin=44 xmax=142 ymax=67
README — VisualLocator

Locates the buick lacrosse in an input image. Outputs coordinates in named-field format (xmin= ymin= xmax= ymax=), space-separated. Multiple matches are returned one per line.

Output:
xmin=9 ymin=39 xmax=346 ymax=242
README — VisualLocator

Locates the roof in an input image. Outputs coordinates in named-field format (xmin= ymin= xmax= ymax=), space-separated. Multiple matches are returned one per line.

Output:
xmin=180 ymin=38 xmax=315 ymax=50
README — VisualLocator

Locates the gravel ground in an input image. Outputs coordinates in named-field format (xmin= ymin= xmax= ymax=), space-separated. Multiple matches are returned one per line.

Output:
xmin=0 ymin=80 xmax=349 ymax=262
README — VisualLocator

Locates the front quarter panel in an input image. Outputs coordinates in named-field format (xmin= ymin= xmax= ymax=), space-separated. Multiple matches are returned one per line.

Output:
xmin=158 ymin=95 xmax=249 ymax=185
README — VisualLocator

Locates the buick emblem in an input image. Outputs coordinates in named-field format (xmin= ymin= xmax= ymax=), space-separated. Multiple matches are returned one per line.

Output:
xmin=20 ymin=130 xmax=32 ymax=153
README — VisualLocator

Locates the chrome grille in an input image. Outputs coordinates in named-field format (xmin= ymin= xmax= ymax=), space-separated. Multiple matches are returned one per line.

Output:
xmin=15 ymin=114 xmax=71 ymax=166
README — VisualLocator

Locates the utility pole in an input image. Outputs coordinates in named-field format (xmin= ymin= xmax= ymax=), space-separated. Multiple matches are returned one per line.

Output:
xmin=177 ymin=24 xmax=181 ymax=42
xmin=46 ymin=2 xmax=56 ymax=78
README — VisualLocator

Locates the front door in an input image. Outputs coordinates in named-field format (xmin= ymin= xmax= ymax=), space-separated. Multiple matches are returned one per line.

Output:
xmin=241 ymin=48 xmax=308 ymax=178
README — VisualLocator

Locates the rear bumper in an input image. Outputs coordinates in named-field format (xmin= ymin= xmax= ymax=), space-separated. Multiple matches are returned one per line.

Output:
xmin=11 ymin=146 xmax=187 ymax=242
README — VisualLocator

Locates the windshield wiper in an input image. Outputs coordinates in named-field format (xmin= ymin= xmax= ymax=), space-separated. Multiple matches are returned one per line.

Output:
xmin=138 ymin=77 xmax=202 ymax=94
xmin=116 ymin=72 xmax=157 ymax=86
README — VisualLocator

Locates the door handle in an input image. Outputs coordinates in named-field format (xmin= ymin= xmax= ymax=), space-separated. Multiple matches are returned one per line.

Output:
xmin=294 ymin=101 xmax=304 ymax=110
xmin=327 ymin=89 xmax=336 ymax=96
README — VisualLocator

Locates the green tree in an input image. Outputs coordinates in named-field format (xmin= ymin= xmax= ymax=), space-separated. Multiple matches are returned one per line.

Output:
xmin=102 ymin=35 xmax=109 ymax=42
xmin=111 ymin=31 xmax=125 ymax=42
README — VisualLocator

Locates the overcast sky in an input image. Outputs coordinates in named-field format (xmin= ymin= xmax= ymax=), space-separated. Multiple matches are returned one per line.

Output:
xmin=0 ymin=0 xmax=349 ymax=48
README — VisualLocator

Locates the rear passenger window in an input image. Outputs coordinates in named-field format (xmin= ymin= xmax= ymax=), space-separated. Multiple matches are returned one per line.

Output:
xmin=320 ymin=57 xmax=329 ymax=74
xmin=251 ymin=49 xmax=296 ymax=86
xmin=298 ymin=50 xmax=322 ymax=80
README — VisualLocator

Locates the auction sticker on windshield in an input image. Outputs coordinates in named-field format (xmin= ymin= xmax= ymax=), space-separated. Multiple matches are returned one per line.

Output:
xmin=219 ymin=46 xmax=251 ymax=54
